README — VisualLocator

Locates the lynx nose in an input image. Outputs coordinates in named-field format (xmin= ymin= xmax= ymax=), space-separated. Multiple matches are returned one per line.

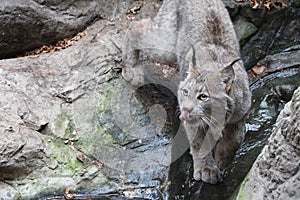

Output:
xmin=179 ymin=108 xmax=193 ymax=121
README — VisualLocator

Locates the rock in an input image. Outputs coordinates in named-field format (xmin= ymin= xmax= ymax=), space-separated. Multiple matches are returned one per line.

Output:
xmin=0 ymin=15 xmax=178 ymax=198
xmin=0 ymin=182 xmax=19 ymax=200
xmin=234 ymin=87 xmax=300 ymax=200
xmin=0 ymin=0 xmax=137 ymax=59
xmin=0 ymin=77 xmax=50 ymax=179
xmin=0 ymin=125 xmax=45 ymax=180
xmin=240 ymin=4 xmax=300 ymax=69
xmin=234 ymin=17 xmax=258 ymax=46
xmin=249 ymin=45 xmax=300 ymax=91
xmin=223 ymin=0 xmax=300 ymax=69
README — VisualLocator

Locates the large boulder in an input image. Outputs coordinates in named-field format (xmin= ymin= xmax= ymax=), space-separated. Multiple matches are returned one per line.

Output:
xmin=235 ymin=87 xmax=300 ymax=200
xmin=0 ymin=16 xmax=181 ymax=198
xmin=0 ymin=0 xmax=137 ymax=59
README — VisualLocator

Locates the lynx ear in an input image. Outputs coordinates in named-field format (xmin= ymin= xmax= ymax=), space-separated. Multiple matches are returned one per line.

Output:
xmin=221 ymin=58 xmax=240 ymax=93
xmin=188 ymin=45 xmax=199 ymax=75
xmin=188 ymin=60 xmax=198 ymax=75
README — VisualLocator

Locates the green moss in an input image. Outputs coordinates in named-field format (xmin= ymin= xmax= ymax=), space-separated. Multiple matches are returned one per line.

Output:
xmin=231 ymin=172 xmax=250 ymax=200
xmin=54 ymin=114 xmax=69 ymax=131
xmin=52 ymin=113 xmax=75 ymax=138
xmin=45 ymin=79 xmax=123 ymax=176
xmin=65 ymin=120 xmax=75 ymax=137
xmin=46 ymin=137 xmax=83 ymax=175
xmin=95 ymin=82 xmax=114 ymax=113
xmin=64 ymin=156 xmax=83 ymax=174
xmin=14 ymin=194 xmax=22 ymax=200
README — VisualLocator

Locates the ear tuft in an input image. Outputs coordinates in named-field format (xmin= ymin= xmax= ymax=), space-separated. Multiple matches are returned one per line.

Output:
xmin=188 ymin=45 xmax=201 ymax=76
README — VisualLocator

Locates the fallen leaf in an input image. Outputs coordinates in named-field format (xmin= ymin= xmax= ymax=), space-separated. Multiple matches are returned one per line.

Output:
xmin=253 ymin=1 xmax=260 ymax=9
xmin=69 ymin=144 xmax=75 ymax=151
xmin=65 ymin=187 xmax=70 ymax=194
xmin=251 ymin=64 xmax=268 ymax=76
xmin=64 ymin=187 xmax=77 ymax=200
xmin=250 ymin=63 xmax=269 ymax=80
xmin=91 ymin=160 xmax=104 ymax=169
xmin=126 ymin=2 xmax=145 ymax=19
xmin=128 ymin=2 xmax=145 ymax=14
xmin=76 ymin=154 xmax=85 ymax=163
xmin=18 ymin=31 xmax=86 ymax=57
xmin=263 ymin=2 xmax=271 ymax=9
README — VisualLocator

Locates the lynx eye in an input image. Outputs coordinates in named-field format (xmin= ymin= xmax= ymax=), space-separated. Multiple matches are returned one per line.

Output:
xmin=182 ymin=89 xmax=189 ymax=96
xmin=197 ymin=94 xmax=209 ymax=101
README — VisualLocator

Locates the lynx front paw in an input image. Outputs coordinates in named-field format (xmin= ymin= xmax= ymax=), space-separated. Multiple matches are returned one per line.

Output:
xmin=193 ymin=165 xmax=222 ymax=184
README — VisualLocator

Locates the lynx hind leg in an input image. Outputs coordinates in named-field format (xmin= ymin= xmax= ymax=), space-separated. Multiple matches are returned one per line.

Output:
xmin=122 ymin=49 xmax=145 ymax=86
xmin=122 ymin=19 xmax=153 ymax=86
xmin=214 ymin=121 xmax=245 ymax=169
xmin=122 ymin=63 xmax=145 ymax=86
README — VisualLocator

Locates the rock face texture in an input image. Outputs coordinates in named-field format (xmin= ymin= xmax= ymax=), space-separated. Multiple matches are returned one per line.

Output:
xmin=0 ymin=0 xmax=137 ymax=59
xmin=235 ymin=87 xmax=300 ymax=200
xmin=226 ymin=0 xmax=300 ymax=69
xmin=0 ymin=16 xmax=177 ymax=199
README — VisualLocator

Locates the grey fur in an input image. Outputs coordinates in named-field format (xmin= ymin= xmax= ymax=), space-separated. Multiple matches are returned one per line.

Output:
xmin=122 ymin=0 xmax=251 ymax=184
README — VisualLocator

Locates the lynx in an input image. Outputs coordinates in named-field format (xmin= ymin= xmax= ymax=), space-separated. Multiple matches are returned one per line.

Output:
xmin=122 ymin=0 xmax=251 ymax=184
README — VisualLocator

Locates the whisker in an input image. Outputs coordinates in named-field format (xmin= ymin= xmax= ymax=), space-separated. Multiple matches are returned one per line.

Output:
xmin=190 ymin=114 xmax=222 ymax=133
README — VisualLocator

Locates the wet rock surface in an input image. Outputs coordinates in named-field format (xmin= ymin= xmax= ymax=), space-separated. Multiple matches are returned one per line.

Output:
xmin=226 ymin=0 xmax=300 ymax=69
xmin=0 ymin=0 xmax=299 ymax=199
xmin=235 ymin=86 xmax=300 ymax=200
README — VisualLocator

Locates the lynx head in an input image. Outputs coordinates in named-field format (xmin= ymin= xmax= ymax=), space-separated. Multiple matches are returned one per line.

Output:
xmin=178 ymin=47 xmax=240 ymax=128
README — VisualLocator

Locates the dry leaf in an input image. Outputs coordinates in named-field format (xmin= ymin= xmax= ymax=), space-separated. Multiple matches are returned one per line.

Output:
xmin=128 ymin=2 xmax=145 ymax=14
xmin=263 ymin=2 xmax=271 ymax=9
xmin=253 ymin=2 xmax=260 ymax=9
xmin=64 ymin=187 xmax=76 ymax=200
xmin=91 ymin=160 xmax=104 ymax=169
xmin=250 ymin=0 xmax=288 ymax=9
xmin=18 ymin=31 xmax=86 ymax=57
xmin=76 ymin=154 xmax=85 ymax=163
xmin=65 ymin=187 xmax=70 ymax=194
xmin=250 ymin=63 xmax=269 ymax=79
xmin=126 ymin=2 xmax=145 ymax=19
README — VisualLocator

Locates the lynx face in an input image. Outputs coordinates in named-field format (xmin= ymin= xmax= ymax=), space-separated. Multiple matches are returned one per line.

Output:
xmin=178 ymin=61 xmax=236 ymax=129
xmin=178 ymin=78 xmax=210 ymax=126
